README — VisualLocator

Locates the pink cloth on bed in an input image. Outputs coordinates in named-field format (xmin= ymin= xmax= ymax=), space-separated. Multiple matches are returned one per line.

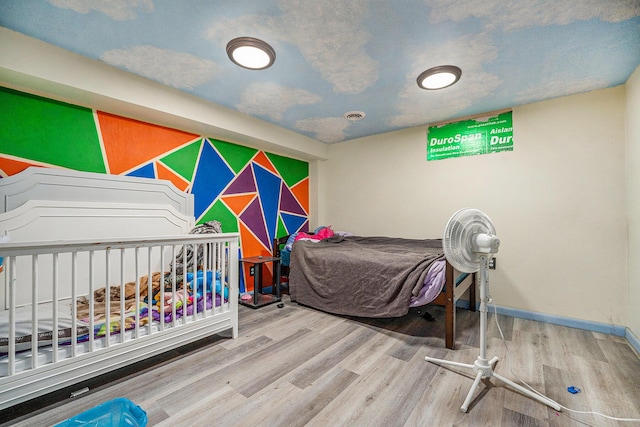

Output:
xmin=409 ymin=259 xmax=446 ymax=307
xmin=294 ymin=226 xmax=335 ymax=242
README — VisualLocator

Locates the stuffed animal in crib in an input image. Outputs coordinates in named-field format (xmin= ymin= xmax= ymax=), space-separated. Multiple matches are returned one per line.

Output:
xmin=186 ymin=270 xmax=228 ymax=299
xmin=155 ymin=291 xmax=192 ymax=314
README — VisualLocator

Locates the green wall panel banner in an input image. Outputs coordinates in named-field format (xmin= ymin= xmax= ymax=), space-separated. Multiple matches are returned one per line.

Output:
xmin=0 ymin=87 xmax=106 ymax=173
xmin=427 ymin=111 xmax=513 ymax=161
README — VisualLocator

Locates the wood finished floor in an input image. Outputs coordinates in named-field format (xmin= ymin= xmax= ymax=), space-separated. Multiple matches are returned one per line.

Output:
xmin=3 ymin=296 xmax=640 ymax=427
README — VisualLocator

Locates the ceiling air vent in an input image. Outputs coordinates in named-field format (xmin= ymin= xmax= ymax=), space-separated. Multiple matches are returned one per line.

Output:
xmin=343 ymin=111 xmax=366 ymax=122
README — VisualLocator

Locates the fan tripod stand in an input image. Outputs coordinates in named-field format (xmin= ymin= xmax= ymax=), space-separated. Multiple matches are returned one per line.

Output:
xmin=425 ymin=255 xmax=561 ymax=413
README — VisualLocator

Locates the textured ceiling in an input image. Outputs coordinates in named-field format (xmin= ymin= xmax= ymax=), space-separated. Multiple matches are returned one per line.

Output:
xmin=1 ymin=0 xmax=639 ymax=144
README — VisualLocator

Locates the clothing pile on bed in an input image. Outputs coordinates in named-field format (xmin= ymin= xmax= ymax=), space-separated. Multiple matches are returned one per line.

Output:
xmin=279 ymin=225 xmax=350 ymax=267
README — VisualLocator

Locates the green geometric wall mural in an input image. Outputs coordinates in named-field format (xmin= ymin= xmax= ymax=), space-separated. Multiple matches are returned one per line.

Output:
xmin=0 ymin=86 xmax=106 ymax=173
xmin=0 ymin=87 xmax=310 ymax=293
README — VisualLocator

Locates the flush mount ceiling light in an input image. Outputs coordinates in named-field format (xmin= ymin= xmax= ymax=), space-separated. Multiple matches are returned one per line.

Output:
xmin=226 ymin=37 xmax=276 ymax=70
xmin=417 ymin=65 xmax=462 ymax=90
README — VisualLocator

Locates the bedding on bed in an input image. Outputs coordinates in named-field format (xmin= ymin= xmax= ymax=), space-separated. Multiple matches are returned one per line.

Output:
xmin=289 ymin=235 xmax=445 ymax=318
xmin=409 ymin=258 xmax=446 ymax=307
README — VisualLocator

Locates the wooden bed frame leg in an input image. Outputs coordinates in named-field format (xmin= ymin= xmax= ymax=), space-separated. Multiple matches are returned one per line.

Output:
xmin=445 ymin=262 xmax=455 ymax=350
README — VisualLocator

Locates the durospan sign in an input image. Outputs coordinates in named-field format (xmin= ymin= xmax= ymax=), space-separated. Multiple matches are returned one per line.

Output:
xmin=427 ymin=111 xmax=513 ymax=161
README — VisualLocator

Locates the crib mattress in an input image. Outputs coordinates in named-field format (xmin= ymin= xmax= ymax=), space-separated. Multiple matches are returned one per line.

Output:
xmin=0 ymin=301 xmax=89 ymax=353
xmin=0 ymin=299 xmax=231 ymax=376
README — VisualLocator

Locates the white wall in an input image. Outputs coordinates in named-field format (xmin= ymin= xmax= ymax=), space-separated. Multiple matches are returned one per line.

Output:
xmin=325 ymin=87 xmax=627 ymax=326
xmin=626 ymin=65 xmax=640 ymax=340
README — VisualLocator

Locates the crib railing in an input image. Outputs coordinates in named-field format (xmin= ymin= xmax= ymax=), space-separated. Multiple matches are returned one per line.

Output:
xmin=0 ymin=233 xmax=239 ymax=409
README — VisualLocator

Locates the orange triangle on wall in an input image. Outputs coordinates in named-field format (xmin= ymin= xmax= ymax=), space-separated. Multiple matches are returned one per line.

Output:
xmin=156 ymin=161 xmax=190 ymax=191
xmin=291 ymin=178 xmax=309 ymax=214
xmin=252 ymin=151 xmax=278 ymax=175
xmin=98 ymin=111 xmax=199 ymax=175
xmin=239 ymin=221 xmax=270 ymax=258
xmin=222 ymin=194 xmax=256 ymax=216
xmin=0 ymin=157 xmax=44 ymax=177
xmin=239 ymin=222 xmax=271 ymax=292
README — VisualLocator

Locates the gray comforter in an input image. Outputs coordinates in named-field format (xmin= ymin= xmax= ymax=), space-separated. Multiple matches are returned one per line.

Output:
xmin=289 ymin=236 xmax=444 ymax=318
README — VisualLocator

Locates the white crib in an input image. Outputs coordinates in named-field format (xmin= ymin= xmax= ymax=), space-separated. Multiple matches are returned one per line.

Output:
xmin=0 ymin=168 xmax=239 ymax=410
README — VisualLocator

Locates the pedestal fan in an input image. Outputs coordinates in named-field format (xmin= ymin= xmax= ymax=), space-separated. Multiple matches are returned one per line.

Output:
xmin=425 ymin=208 xmax=561 ymax=413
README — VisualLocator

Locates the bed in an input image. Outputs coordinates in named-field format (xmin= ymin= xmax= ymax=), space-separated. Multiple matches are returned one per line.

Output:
xmin=276 ymin=229 xmax=475 ymax=350
xmin=0 ymin=167 xmax=239 ymax=410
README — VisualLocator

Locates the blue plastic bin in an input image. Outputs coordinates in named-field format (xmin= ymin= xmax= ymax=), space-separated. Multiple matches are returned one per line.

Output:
xmin=54 ymin=397 xmax=147 ymax=427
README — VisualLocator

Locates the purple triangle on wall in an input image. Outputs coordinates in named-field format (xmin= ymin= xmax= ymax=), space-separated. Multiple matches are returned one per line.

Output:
xmin=239 ymin=197 xmax=270 ymax=247
xmin=224 ymin=165 xmax=256 ymax=195
xmin=279 ymin=182 xmax=306 ymax=215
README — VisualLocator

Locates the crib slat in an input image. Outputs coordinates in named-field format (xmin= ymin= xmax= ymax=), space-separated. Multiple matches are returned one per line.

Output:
xmin=120 ymin=249 xmax=126 ymax=343
xmin=135 ymin=247 xmax=140 ymax=340
xmin=182 ymin=245 xmax=188 ymax=326
xmin=192 ymin=243 xmax=198 ymax=320
xmin=105 ymin=248 xmax=110 ymax=348
xmin=89 ymin=250 xmax=95 ymax=351
xmin=31 ymin=254 xmax=38 ymax=369
xmin=8 ymin=256 xmax=16 ymax=376
xmin=147 ymin=246 xmax=153 ymax=335
xmin=219 ymin=242 xmax=225 ymax=311
xmin=218 ymin=242 xmax=224 ymax=311
xmin=159 ymin=245 xmax=165 ymax=331
xmin=71 ymin=251 xmax=77 ymax=358
xmin=203 ymin=243 xmax=209 ymax=318
xmin=171 ymin=244 xmax=177 ymax=327
xmin=52 ymin=253 xmax=58 ymax=362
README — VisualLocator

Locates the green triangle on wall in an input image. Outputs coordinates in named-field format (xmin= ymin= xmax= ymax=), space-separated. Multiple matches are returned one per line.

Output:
xmin=160 ymin=139 xmax=202 ymax=181
xmin=211 ymin=138 xmax=258 ymax=174
xmin=0 ymin=87 xmax=106 ymax=173
xmin=276 ymin=216 xmax=288 ymax=239
xmin=266 ymin=152 xmax=309 ymax=187
xmin=198 ymin=199 xmax=239 ymax=233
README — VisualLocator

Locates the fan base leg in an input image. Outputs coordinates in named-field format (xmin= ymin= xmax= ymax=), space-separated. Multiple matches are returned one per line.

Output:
xmin=431 ymin=249 xmax=561 ymax=413
xmin=424 ymin=355 xmax=561 ymax=413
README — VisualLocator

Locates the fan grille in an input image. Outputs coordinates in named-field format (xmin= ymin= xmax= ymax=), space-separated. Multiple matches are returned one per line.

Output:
xmin=443 ymin=208 xmax=496 ymax=273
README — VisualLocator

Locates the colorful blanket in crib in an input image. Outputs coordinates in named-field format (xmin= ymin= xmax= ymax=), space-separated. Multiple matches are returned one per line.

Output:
xmin=77 ymin=269 xmax=228 ymax=338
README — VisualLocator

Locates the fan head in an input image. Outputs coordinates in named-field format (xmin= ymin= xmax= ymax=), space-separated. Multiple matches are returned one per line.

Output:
xmin=443 ymin=208 xmax=500 ymax=273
